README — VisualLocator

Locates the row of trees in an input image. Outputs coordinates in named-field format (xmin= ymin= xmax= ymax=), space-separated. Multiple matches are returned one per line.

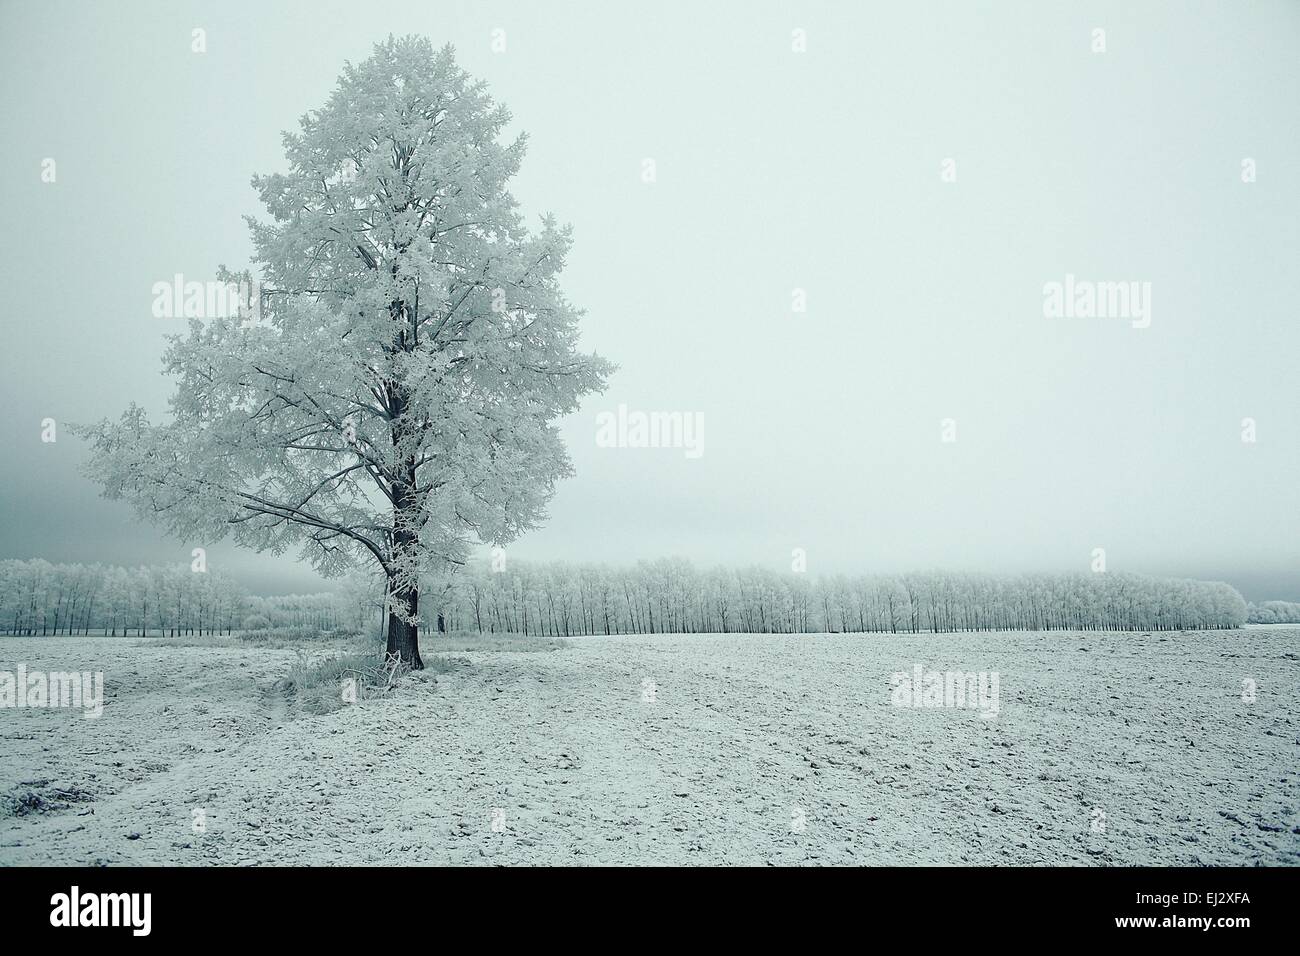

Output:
xmin=430 ymin=559 xmax=1251 ymax=636
xmin=1247 ymin=600 xmax=1300 ymax=624
xmin=1 ymin=557 xmax=1264 ymax=639
xmin=243 ymin=593 xmax=366 ymax=632
xmin=0 ymin=560 xmax=247 ymax=636
xmin=0 ymin=559 xmax=361 ymax=637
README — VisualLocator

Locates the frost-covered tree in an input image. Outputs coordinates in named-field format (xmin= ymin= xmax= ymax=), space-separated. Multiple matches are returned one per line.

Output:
xmin=77 ymin=38 xmax=611 ymax=667
xmin=1247 ymin=600 xmax=1300 ymax=624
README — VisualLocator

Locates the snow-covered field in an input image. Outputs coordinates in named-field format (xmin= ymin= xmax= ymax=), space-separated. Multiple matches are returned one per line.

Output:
xmin=1 ymin=629 xmax=1296 ymax=865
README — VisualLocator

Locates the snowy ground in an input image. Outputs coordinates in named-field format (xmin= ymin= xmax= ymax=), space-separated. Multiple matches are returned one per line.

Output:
xmin=1 ymin=629 xmax=1296 ymax=865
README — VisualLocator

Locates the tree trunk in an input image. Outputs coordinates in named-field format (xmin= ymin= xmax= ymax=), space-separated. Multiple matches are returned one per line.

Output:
xmin=385 ymin=581 xmax=423 ymax=669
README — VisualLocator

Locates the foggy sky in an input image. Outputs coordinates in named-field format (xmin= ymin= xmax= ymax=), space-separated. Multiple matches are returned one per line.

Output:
xmin=1 ymin=0 xmax=1297 ymax=599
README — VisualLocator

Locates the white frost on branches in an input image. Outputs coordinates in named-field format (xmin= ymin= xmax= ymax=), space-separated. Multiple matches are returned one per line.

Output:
xmin=77 ymin=38 xmax=612 ymax=657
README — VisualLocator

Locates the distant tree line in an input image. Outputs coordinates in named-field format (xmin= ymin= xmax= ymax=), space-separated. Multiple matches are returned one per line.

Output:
xmin=242 ymin=593 xmax=365 ymax=632
xmin=0 ymin=559 xmax=365 ymax=636
xmin=430 ymin=559 xmax=1250 ymax=636
xmin=0 ymin=557 xmax=1260 ymax=639
xmin=1247 ymin=600 xmax=1300 ymax=624
xmin=0 ymin=560 xmax=246 ymax=636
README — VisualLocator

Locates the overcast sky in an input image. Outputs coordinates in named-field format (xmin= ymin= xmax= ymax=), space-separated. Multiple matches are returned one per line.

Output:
xmin=1 ymin=0 xmax=1296 ymax=598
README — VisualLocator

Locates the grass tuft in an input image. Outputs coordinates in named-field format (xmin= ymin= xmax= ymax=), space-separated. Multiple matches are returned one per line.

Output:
xmin=269 ymin=650 xmax=455 ymax=715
